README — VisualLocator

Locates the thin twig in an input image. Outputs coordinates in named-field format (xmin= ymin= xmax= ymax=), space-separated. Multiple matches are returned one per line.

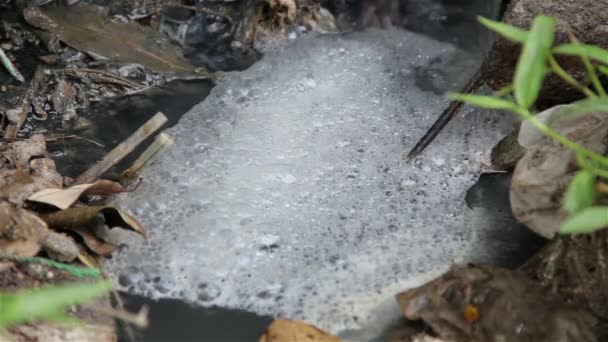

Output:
xmin=2 ymin=134 xmax=106 ymax=148
xmin=45 ymin=135 xmax=106 ymax=148
xmin=74 ymin=112 xmax=168 ymax=184
xmin=406 ymin=67 xmax=484 ymax=159
xmin=56 ymin=68 xmax=142 ymax=90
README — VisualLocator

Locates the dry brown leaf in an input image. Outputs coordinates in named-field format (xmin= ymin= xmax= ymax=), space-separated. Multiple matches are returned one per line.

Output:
xmin=29 ymin=158 xmax=63 ymax=188
xmin=28 ymin=180 xmax=131 ymax=210
xmin=0 ymin=201 xmax=49 ymax=256
xmin=24 ymin=4 xmax=202 ymax=75
xmin=40 ymin=206 xmax=146 ymax=239
xmin=1 ymin=134 xmax=47 ymax=169
xmin=0 ymin=169 xmax=58 ymax=205
xmin=259 ymin=319 xmax=341 ymax=342
xmin=0 ymin=238 xmax=41 ymax=257
xmin=67 ymin=226 xmax=118 ymax=256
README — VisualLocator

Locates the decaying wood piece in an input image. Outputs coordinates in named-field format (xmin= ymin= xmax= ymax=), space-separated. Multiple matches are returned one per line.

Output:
xmin=74 ymin=112 xmax=167 ymax=184
xmin=396 ymin=265 xmax=599 ymax=342
xmin=3 ymin=67 xmax=45 ymax=139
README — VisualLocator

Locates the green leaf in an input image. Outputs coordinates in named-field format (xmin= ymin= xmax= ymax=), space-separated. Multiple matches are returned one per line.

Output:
xmin=477 ymin=16 xmax=528 ymax=43
xmin=598 ymin=65 xmax=608 ymax=76
xmin=563 ymin=170 xmax=595 ymax=214
xmin=0 ymin=280 xmax=112 ymax=329
xmin=447 ymin=93 xmax=516 ymax=110
xmin=514 ymin=16 xmax=555 ymax=108
xmin=554 ymin=43 xmax=608 ymax=65
xmin=561 ymin=206 xmax=608 ymax=234
xmin=548 ymin=98 xmax=608 ymax=125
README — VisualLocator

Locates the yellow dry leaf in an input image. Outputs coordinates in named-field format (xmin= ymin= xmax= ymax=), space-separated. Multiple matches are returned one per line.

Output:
xmin=259 ymin=319 xmax=341 ymax=342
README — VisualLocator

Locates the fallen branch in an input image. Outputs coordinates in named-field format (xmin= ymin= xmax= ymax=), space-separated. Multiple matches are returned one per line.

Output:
xmin=74 ymin=112 xmax=167 ymax=184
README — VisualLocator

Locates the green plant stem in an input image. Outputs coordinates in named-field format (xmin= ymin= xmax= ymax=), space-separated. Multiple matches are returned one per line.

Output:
xmin=493 ymin=85 xmax=514 ymax=97
xmin=576 ymin=153 xmax=608 ymax=178
xmin=514 ymin=107 xmax=608 ymax=168
xmin=568 ymin=35 xmax=607 ymax=97
xmin=0 ymin=253 xmax=100 ymax=279
xmin=548 ymin=56 xmax=597 ymax=98
xmin=582 ymin=56 xmax=606 ymax=97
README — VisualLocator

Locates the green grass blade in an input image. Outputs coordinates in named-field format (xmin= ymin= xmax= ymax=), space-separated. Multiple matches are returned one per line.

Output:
xmin=563 ymin=170 xmax=595 ymax=214
xmin=547 ymin=98 xmax=608 ymax=125
xmin=554 ymin=43 xmax=608 ymax=65
xmin=447 ymin=93 xmax=516 ymax=110
xmin=0 ymin=281 xmax=112 ymax=329
xmin=514 ymin=16 xmax=555 ymax=108
xmin=478 ymin=16 xmax=528 ymax=43
xmin=560 ymin=206 xmax=608 ymax=234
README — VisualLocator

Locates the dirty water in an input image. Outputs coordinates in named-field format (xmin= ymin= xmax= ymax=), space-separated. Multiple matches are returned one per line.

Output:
xmin=3 ymin=0 xmax=536 ymax=340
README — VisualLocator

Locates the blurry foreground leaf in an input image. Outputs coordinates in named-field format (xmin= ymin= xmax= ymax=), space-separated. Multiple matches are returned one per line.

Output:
xmin=513 ymin=16 xmax=555 ymax=108
xmin=0 ymin=280 xmax=111 ymax=329
xmin=547 ymin=98 xmax=608 ymax=125
xmin=563 ymin=170 xmax=595 ymax=214
xmin=554 ymin=43 xmax=608 ymax=65
xmin=560 ymin=206 xmax=608 ymax=234
xmin=447 ymin=93 xmax=515 ymax=110
xmin=477 ymin=17 xmax=528 ymax=43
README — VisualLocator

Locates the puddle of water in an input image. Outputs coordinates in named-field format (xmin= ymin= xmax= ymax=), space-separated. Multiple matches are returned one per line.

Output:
xmin=463 ymin=172 xmax=546 ymax=268
xmin=116 ymin=292 xmax=272 ymax=342
xmin=114 ymin=172 xmax=545 ymax=342
xmin=46 ymin=79 xmax=214 ymax=177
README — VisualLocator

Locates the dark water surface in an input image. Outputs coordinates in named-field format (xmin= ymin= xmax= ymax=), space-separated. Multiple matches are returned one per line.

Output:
xmin=117 ymin=293 xmax=272 ymax=342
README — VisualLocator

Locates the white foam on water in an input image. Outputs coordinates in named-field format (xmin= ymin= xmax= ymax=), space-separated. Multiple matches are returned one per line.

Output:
xmin=105 ymin=29 xmax=515 ymax=334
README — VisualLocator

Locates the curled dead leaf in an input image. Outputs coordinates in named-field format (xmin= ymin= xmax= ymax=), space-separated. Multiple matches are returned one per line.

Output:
xmin=40 ymin=206 xmax=146 ymax=239
xmin=28 ymin=180 xmax=132 ymax=210
xmin=259 ymin=319 xmax=341 ymax=342
xmin=66 ymin=226 xmax=118 ymax=256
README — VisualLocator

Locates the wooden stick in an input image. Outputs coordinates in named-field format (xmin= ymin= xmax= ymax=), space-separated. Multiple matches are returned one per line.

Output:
xmin=121 ymin=132 xmax=174 ymax=180
xmin=74 ymin=112 xmax=167 ymax=184
xmin=406 ymin=67 xmax=484 ymax=159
